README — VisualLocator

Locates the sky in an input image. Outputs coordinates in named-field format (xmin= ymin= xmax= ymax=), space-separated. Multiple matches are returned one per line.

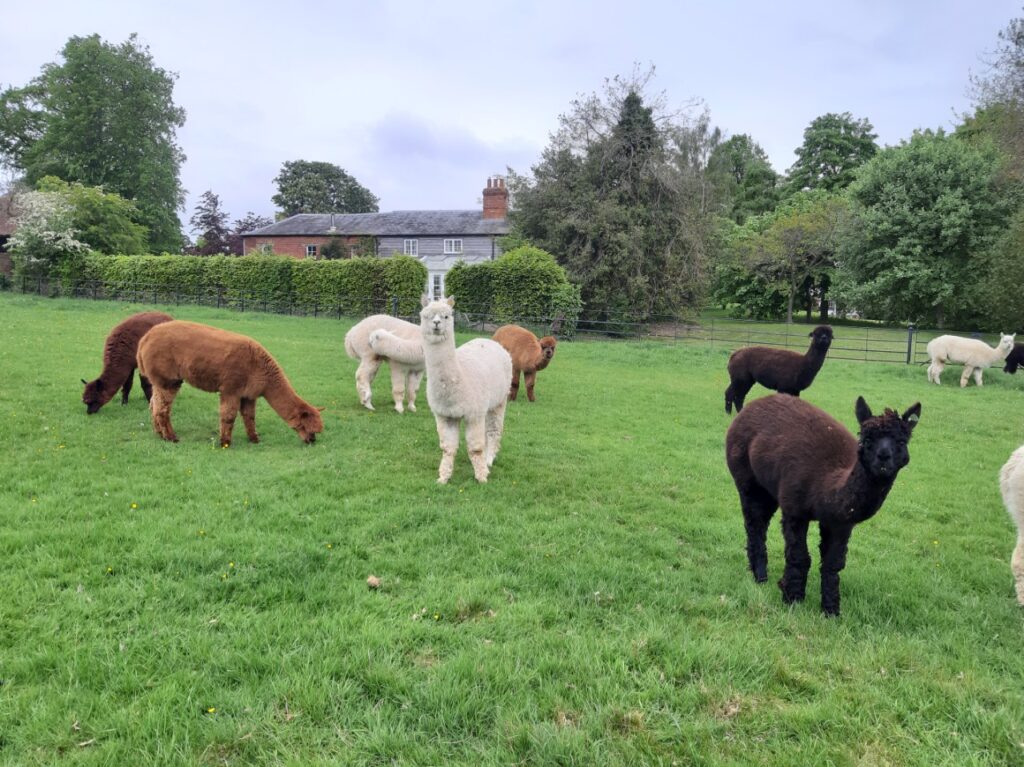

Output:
xmin=3 ymin=0 xmax=1021 ymax=236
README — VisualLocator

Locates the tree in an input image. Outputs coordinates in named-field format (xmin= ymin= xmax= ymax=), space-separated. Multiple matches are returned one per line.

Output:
xmin=785 ymin=112 xmax=878 ymax=194
xmin=189 ymin=190 xmax=231 ymax=255
xmin=708 ymin=134 xmax=780 ymax=223
xmin=227 ymin=212 xmax=273 ymax=255
xmin=0 ymin=34 xmax=186 ymax=252
xmin=272 ymin=160 xmax=379 ymax=216
xmin=37 ymin=176 xmax=147 ymax=254
xmin=833 ymin=129 xmax=1011 ymax=327
xmin=8 ymin=190 xmax=87 ymax=280
xmin=509 ymin=70 xmax=718 ymax=317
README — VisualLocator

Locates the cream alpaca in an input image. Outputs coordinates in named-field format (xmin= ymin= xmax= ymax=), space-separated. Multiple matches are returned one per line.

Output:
xmin=420 ymin=296 xmax=512 ymax=483
xmin=998 ymin=446 xmax=1024 ymax=605
xmin=344 ymin=314 xmax=425 ymax=412
xmin=926 ymin=333 xmax=1015 ymax=387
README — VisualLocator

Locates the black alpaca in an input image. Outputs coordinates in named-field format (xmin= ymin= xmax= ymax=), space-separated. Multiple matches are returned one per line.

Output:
xmin=725 ymin=394 xmax=921 ymax=616
xmin=1004 ymin=343 xmax=1024 ymax=374
xmin=724 ymin=325 xmax=833 ymax=414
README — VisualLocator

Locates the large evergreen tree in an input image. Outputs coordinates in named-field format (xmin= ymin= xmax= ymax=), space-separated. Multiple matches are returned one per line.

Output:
xmin=272 ymin=160 xmax=379 ymax=216
xmin=785 ymin=112 xmax=878 ymax=194
xmin=0 ymin=34 xmax=186 ymax=252
xmin=189 ymin=190 xmax=231 ymax=255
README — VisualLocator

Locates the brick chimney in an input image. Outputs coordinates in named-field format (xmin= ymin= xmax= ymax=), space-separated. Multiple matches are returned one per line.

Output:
xmin=482 ymin=176 xmax=508 ymax=219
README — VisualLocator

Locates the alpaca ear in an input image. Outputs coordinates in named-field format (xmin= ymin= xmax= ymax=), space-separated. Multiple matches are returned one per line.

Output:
xmin=420 ymin=294 xmax=430 ymax=307
xmin=81 ymin=378 xmax=88 ymax=385
xmin=855 ymin=396 xmax=873 ymax=424
xmin=902 ymin=402 xmax=922 ymax=430
xmin=316 ymin=406 xmax=326 ymax=412
xmin=446 ymin=296 xmax=455 ymax=308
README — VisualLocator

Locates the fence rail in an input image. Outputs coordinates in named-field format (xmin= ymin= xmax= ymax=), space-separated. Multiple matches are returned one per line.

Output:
xmin=4 ymin=276 xmax=998 ymax=366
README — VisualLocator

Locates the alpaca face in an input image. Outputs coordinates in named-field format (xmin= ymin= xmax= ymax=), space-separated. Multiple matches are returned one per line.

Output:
xmin=855 ymin=397 xmax=921 ymax=479
xmin=293 ymin=407 xmax=324 ymax=444
xmin=999 ymin=333 xmax=1016 ymax=353
xmin=419 ymin=298 xmax=455 ymax=344
xmin=539 ymin=337 xmax=557 ymax=362
xmin=82 ymin=378 xmax=110 ymax=414
xmin=809 ymin=325 xmax=834 ymax=352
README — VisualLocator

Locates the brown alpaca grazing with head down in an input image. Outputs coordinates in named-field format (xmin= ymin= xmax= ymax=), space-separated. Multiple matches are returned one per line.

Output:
xmin=492 ymin=325 xmax=558 ymax=402
xmin=82 ymin=311 xmax=174 ymax=414
xmin=136 ymin=321 xmax=323 ymax=446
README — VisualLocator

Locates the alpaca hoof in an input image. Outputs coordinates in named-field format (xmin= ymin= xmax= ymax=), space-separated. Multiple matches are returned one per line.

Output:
xmin=394 ymin=403 xmax=404 ymax=414
xmin=753 ymin=573 xmax=768 ymax=584
xmin=363 ymin=402 xmax=375 ymax=411
xmin=437 ymin=476 xmax=450 ymax=485
xmin=249 ymin=435 xmax=260 ymax=444
xmin=407 ymin=403 xmax=416 ymax=413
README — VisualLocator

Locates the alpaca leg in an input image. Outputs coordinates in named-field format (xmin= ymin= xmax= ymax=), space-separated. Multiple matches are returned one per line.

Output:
xmin=465 ymin=416 xmax=489 ymax=483
xmin=524 ymin=370 xmax=538 ymax=402
xmin=140 ymin=374 xmax=154 ymax=403
xmin=819 ymin=524 xmax=852 ymax=616
xmin=929 ymin=360 xmax=944 ymax=385
xmin=738 ymin=484 xmax=778 ymax=583
xmin=1012 ymin=532 xmax=1024 ymax=606
xmin=779 ymin=515 xmax=811 ymax=604
xmin=405 ymin=370 xmax=423 ymax=412
xmin=355 ymin=356 xmax=383 ymax=410
xmin=389 ymin=363 xmax=407 ymax=413
xmin=240 ymin=398 xmax=259 ymax=443
xmin=435 ymin=416 xmax=460 ymax=484
xmin=509 ymin=369 xmax=521 ymax=401
xmin=960 ymin=365 xmax=973 ymax=388
xmin=150 ymin=384 xmax=180 ymax=442
xmin=121 ymin=371 xmax=134 ymax=405
xmin=485 ymin=399 xmax=508 ymax=468
xmin=218 ymin=395 xmax=241 ymax=447
xmin=974 ymin=367 xmax=984 ymax=387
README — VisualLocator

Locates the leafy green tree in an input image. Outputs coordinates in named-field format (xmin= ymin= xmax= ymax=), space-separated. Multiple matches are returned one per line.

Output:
xmin=272 ymin=160 xmax=379 ymax=216
xmin=0 ymin=34 xmax=186 ymax=252
xmin=785 ymin=112 xmax=878 ymax=194
xmin=834 ymin=129 xmax=1011 ymax=327
xmin=709 ymin=134 xmax=780 ymax=223
xmin=227 ymin=212 xmax=273 ymax=255
xmin=8 ymin=189 xmax=87 ymax=279
xmin=189 ymin=190 xmax=231 ymax=255
xmin=36 ymin=176 xmax=147 ymax=254
xmin=320 ymin=237 xmax=347 ymax=260
xmin=509 ymin=72 xmax=719 ymax=317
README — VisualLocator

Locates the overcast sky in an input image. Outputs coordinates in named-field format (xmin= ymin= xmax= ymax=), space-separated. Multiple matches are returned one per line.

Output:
xmin=3 ymin=0 xmax=1020 ymax=235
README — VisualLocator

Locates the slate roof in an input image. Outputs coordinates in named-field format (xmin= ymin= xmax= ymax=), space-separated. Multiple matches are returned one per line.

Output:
xmin=244 ymin=210 xmax=509 ymax=237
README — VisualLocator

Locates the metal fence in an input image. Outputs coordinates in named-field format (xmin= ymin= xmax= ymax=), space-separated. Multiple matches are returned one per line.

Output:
xmin=4 ymin=275 xmax=990 ymax=366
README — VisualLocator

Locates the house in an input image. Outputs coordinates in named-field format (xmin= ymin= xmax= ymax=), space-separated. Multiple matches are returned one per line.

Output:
xmin=241 ymin=177 xmax=510 ymax=299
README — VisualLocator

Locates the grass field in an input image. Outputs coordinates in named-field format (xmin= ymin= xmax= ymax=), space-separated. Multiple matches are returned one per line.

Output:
xmin=1 ymin=293 xmax=1022 ymax=766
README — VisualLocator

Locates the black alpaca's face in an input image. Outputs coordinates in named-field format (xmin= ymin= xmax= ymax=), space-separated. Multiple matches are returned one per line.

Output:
xmin=855 ymin=397 xmax=921 ymax=479
xmin=809 ymin=326 xmax=834 ymax=351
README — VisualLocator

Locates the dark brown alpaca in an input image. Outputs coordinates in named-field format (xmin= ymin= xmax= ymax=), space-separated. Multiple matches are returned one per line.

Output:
xmin=81 ymin=311 xmax=174 ymax=414
xmin=1003 ymin=343 xmax=1024 ymax=374
xmin=724 ymin=325 xmax=833 ymax=414
xmin=726 ymin=394 xmax=921 ymax=616
xmin=492 ymin=325 xmax=558 ymax=402
xmin=136 ymin=321 xmax=324 ymax=446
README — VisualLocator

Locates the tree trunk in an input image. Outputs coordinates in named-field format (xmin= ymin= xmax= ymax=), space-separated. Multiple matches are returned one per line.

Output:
xmin=786 ymin=284 xmax=795 ymax=325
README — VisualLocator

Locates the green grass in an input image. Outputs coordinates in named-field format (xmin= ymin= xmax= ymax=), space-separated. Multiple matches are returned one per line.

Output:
xmin=1 ymin=293 xmax=1022 ymax=766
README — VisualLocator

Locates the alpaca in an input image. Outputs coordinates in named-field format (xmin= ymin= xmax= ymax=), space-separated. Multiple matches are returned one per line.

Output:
xmin=1002 ymin=343 xmax=1024 ymax=374
xmin=926 ymin=333 xmax=1015 ymax=387
xmin=492 ymin=324 xmax=558 ymax=402
xmin=998 ymin=446 xmax=1024 ymax=605
xmin=81 ymin=311 xmax=174 ymax=414
xmin=420 ymin=296 xmax=512 ymax=483
xmin=726 ymin=393 xmax=921 ymax=616
xmin=137 ymin=321 xmax=323 ymax=446
xmin=344 ymin=314 xmax=425 ymax=413
xmin=724 ymin=325 xmax=833 ymax=414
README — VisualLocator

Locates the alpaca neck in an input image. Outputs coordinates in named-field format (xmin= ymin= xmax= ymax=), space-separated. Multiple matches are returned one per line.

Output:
xmin=261 ymin=364 xmax=303 ymax=420
xmin=833 ymin=461 xmax=896 ymax=523
xmin=423 ymin=334 xmax=461 ymax=387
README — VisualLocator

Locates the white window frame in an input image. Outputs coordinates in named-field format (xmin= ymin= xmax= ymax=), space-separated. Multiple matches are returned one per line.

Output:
xmin=430 ymin=272 xmax=445 ymax=300
xmin=443 ymin=238 xmax=463 ymax=255
xmin=305 ymin=244 xmax=318 ymax=259
xmin=350 ymin=245 xmax=360 ymax=258
xmin=404 ymin=239 xmax=418 ymax=256
xmin=259 ymin=243 xmax=273 ymax=255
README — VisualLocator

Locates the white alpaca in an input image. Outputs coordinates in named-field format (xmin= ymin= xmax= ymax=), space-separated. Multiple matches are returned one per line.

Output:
xmin=344 ymin=315 xmax=425 ymax=413
xmin=419 ymin=296 xmax=512 ymax=484
xmin=926 ymin=333 xmax=1015 ymax=387
xmin=998 ymin=446 xmax=1024 ymax=605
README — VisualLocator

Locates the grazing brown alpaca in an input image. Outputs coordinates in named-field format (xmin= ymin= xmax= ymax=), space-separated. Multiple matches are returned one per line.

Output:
xmin=492 ymin=325 xmax=558 ymax=402
xmin=81 ymin=311 xmax=174 ymax=414
xmin=136 ymin=321 xmax=324 ymax=446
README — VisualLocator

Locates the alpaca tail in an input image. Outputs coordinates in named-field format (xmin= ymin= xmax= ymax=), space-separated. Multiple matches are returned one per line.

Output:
xmin=369 ymin=329 xmax=424 ymax=366
xmin=344 ymin=330 xmax=359 ymax=361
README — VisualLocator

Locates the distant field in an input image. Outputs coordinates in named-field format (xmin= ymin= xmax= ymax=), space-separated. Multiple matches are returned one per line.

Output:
xmin=1 ymin=293 xmax=1022 ymax=766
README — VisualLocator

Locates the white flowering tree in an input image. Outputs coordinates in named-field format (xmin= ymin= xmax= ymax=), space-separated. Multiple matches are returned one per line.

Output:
xmin=8 ymin=190 xmax=87 ymax=281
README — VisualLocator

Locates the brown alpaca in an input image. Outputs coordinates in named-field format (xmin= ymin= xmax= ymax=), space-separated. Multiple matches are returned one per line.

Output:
xmin=82 ymin=311 xmax=174 ymax=414
xmin=492 ymin=325 xmax=557 ymax=402
xmin=136 ymin=321 xmax=324 ymax=446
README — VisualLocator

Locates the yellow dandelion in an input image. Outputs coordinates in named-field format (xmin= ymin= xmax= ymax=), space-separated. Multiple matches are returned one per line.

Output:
xmin=198 ymin=529 xmax=206 ymax=536
xmin=932 ymin=540 xmax=939 ymax=545
xmin=229 ymin=562 xmax=234 ymax=568
xmin=206 ymin=707 xmax=216 ymax=714
xmin=433 ymin=613 xmax=440 ymax=621
xmin=326 ymin=543 xmax=333 ymax=549
xmin=130 ymin=503 xmax=138 ymax=509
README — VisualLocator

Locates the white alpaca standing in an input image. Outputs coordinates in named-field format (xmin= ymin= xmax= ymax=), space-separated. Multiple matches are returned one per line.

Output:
xmin=344 ymin=315 xmax=425 ymax=412
xmin=419 ymin=296 xmax=512 ymax=484
xmin=926 ymin=333 xmax=1015 ymax=387
xmin=999 ymin=446 xmax=1024 ymax=605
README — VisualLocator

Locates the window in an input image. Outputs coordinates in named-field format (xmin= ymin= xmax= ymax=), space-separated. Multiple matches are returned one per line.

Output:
xmin=350 ymin=245 xmax=360 ymax=258
xmin=404 ymin=239 xmax=418 ymax=256
xmin=259 ymin=243 xmax=273 ymax=255
xmin=306 ymin=244 xmax=318 ymax=259
xmin=430 ymin=273 xmax=444 ymax=300
xmin=443 ymin=239 xmax=463 ymax=254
